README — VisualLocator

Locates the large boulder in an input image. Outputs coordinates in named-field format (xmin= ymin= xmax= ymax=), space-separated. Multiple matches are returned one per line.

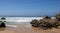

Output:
xmin=38 ymin=16 xmax=51 ymax=27
xmin=30 ymin=19 xmax=39 ymax=27
xmin=0 ymin=22 xmax=6 ymax=27
xmin=0 ymin=21 xmax=6 ymax=27
xmin=30 ymin=19 xmax=38 ymax=24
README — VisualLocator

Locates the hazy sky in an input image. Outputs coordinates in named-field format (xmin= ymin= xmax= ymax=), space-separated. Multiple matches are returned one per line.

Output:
xmin=0 ymin=0 xmax=60 ymax=17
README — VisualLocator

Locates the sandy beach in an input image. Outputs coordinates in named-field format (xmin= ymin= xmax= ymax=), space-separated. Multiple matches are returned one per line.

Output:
xmin=0 ymin=0 xmax=60 ymax=33
xmin=0 ymin=17 xmax=60 ymax=33
xmin=0 ymin=24 xmax=60 ymax=33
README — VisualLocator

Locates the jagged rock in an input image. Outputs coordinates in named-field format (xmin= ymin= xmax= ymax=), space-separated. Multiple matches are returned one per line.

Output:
xmin=30 ymin=19 xmax=38 ymax=24
xmin=30 ymin=16 xmax=52 ymax=27
xmin=38 ymin=16 xmax=51 ymax=27
xmin=30 ymin=13 xmax=60 ymax=29
xmin=30 ymin=19 xmax=39 ymax=27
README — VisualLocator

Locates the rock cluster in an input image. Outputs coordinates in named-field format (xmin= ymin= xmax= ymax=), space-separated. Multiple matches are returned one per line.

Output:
xmin=0 ymin=17 xmax=6 ymax=27
xmin=30 ymin=13 xmax=60 ymax=29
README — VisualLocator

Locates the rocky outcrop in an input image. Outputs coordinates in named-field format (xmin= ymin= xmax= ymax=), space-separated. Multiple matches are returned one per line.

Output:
xmin=30 ymin=13 xmax=60 ymax=29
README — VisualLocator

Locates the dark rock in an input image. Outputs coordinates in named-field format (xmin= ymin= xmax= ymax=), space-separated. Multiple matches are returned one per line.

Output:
xmin=30 ymin=19 xmax=39 ymax=27
xmin=1 ymin=17 xmax=6 ymax=20
xmin=30 ymin=13 xmax=60 ymax=29
xmin=43 ymin=16 xmax=51 ymax=19
xmin=30 ymin=19 xmax=38 ymax=24
xmin=0 ymin=22 xmax=6 ymax=27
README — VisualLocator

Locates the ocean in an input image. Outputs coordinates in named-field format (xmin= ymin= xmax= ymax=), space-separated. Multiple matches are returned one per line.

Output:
xmin=0 ymin=17 xmax=54 ymax=26
xmin=4 ymin=17 xmax=42 ymax=26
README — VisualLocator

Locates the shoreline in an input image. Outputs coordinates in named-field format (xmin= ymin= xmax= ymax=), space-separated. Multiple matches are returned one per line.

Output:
xmin=0 ymin=24 xmax=60 ymax=33
xmin=0 ymin=17 xmax=54 ymax=22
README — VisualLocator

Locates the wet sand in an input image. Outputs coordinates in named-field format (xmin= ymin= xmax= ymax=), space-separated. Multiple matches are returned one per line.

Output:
xmin=0 ymin=26 xmax=16 ymax=33
xmin=0 ymin=25 xmax=60 ymax=33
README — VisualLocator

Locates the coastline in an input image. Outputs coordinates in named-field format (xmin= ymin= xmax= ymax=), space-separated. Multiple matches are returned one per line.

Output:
xmin=0 ymin=23 xmax=60 ymax=33
xmin=0 ymin=17 xmax=60 ymax=33
xmin=0 ymin=17 xmax=54 ymax=22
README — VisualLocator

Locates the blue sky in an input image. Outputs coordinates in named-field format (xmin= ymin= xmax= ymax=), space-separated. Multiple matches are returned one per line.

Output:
xmin=0 ymin=0 xmax=60 ymax=17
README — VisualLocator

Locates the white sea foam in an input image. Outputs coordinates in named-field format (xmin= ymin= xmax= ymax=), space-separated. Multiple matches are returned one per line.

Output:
xmin=0 ymin=17 xmax=54 ymax=22
xmin=6 ymin=25 xmax=18 ymax=28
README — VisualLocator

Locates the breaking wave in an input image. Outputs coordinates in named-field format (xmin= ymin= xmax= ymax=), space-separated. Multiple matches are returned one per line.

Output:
xmin=0 ymin=17 xmax=54 ymax=22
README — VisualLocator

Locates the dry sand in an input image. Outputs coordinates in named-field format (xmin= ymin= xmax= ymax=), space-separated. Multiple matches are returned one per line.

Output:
xmin=0 ymin=25 xmax=60 ymax=33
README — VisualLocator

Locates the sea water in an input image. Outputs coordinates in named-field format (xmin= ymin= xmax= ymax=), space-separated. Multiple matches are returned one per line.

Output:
xmin=0 ymin=17 xmax=54 ymax=26
xmin=5 ymin=17 xmax=42 ymax=25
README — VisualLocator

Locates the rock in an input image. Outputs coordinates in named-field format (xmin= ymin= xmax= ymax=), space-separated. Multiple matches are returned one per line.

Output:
xmin=43 ymin=16 xmax=51 ymax=19
xmin=30 ymin=19 xmax=39 ymax=27
xmin=30 ymin=13 xmax=60 ymax=29
xmin=38 ymin=16 xmax=51 ymax=27
xmin=30 ymin=19 xmax=38 ymax=24
xmin=0 ymin=22 xmax=6 ymax=27
xmin=1 ymin=17 xmax=6 ymax=20
xmin=55 ymin=13 xmax=60 ymax=19
xmin=49 ymin=19 xmax=58 ymax=28
xmin=54 ymin=13 xmax=60 ymax=27
xmin=0 ymin=17 xmax=6 ymax=27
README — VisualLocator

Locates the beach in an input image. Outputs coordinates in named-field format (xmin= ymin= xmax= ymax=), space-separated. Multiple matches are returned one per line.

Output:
xmin=0 ymin=17 xmax=60 ymax=33
xmin=0 ymin=0 xmax=60 ymax=33
xmin=0 ymin=22 xmax=60 ymax=33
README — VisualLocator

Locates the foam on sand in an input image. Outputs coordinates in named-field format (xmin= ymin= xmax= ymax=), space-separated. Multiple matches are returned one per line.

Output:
xmin=25 ymin=25 xmax=32 ymax=28
xmin=6 ymin=25 xmax=18 ymax=28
